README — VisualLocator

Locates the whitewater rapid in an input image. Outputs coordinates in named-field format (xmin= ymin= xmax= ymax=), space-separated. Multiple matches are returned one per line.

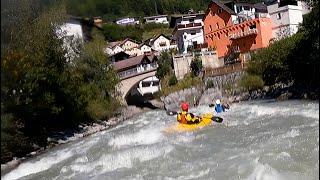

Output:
xmin=2 ymin=100 xmax=319 ymax=180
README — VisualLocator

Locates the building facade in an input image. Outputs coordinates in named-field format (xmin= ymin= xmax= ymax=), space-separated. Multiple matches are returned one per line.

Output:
xmin=144 ymin=15 xmax=169 ymax=24
xmin=56 ymin=17 xmax=84 ymax=61
xmin=116 ymin=18 xmax=139 ymax=25
xmin=267 ymin=0 xmax=310 ymax=39
xmin=203 ymin=0 xmax=273 ymax=61
xmin=148 ymin=34 xmax=177 ymax=53
xmin=172 ymin=13 xmax=206 ymax=54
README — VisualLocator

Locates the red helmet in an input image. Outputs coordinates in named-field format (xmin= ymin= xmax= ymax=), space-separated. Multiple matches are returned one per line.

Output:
xmin=181 ymin=102 xmax=189 ymax=111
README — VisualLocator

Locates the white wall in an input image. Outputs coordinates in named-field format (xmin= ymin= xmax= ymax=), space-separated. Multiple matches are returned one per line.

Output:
xmin=56 ymin=21 xmax=83 ymax=61
xmin=174 ymin=28 xmax=204 ymax=54
xmin=268 ymin=2 xmax=305 ymax=39
xmin=146 ymin=17 xmax=168 ymax=24
xmin=152 ymin=36 xmax=171 ymax=51
xmin=121 ymin=40 xmax=139 ymax=50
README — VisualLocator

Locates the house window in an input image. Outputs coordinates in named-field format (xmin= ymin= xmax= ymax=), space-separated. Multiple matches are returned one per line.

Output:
xmin=190 ymin=30 xmax=196 ymax=35
xmin=218 ymin=8 xmax=223 ymax=14
xmin=189 ymin=18 xmax=194 ymax=22
xmin=277 ymin=13 xmax=281 ymax=19
xmin=211 ymin=11 xmax=215 ymax=16
xmin=216 ymin=23 xmax=219 ymax=29
xmin=249 ymin=24 xmax=256 ymax=29
xmin=209 ymin=25 xmax=212 ymax=32
xmin=159 ymin=42 xmax=166 ymax=47
xmin=253 ymin=39 xmax=256 ymax=44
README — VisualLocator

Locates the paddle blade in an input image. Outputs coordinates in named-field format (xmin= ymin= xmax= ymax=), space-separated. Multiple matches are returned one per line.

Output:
xmin=212 ymin=116 xmax=223 ymax=123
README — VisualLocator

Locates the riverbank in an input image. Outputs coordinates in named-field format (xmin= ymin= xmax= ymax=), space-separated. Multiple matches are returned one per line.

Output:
xmin=161 ymin=81 xmax=318 ymax=113
xmin=1 ymin=102 xmax=165 ymax=175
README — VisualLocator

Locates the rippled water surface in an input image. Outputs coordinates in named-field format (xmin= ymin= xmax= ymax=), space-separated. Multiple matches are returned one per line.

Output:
xmin=2 ymin=100 xmax=319 ymax=180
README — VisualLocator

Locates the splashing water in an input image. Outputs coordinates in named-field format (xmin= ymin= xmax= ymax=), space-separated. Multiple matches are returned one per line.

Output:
xmin=2 ymin=100 xmax=319 ymax=180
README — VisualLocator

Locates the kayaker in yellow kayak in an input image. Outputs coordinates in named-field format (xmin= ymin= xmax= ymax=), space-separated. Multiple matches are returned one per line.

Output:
xmin=177 ymin=102 xmax=201 ymax=124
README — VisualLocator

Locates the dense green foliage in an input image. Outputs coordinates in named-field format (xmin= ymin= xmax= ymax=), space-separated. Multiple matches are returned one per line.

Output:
xmin=238 ymin=74 xmax=264 ymax=91
xmin=190 ymin=56 xmax=203 ymax=77
xmin=168 ymin=75 xmax=178 ymax=86
xmin=102 ymin=23 xmax=172 ymax=42
xmin=160 ymin=73 xmax=203 ymax=96
xmin=1 ymin=0 xmax=120 ymax=163
xmin=155 ymin=51 xmax=174 ymax=79
xmin=245 ymin=1 xmax=319 ymax=90
xmin=66 ymin=0 xmax=211 ymax=21
xmin=102 ymin=23 xmax=143 ymax=42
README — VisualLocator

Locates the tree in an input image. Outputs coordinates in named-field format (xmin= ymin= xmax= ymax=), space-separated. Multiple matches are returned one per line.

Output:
xmin=190 ymin=56 xmax=203 ymax=77
xmin=156 ymin=51 xmax=173 ymax=79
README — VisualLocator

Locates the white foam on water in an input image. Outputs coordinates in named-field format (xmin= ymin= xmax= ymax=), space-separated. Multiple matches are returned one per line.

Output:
xmin=2 ymin=149 xmax=73 ymax=180
xmin=246 ymin=158 xmax=285 ymax=180
xmin=173 ymin=168 xmax=210 ymax=180
xmin=2 ymin=135 xmax=99 ymax=180
xmin=66 ymin=145 xmax=174 ymax=176
xmin=108 ymin=127 xmax=164 ymax=148
xmin=276 ymin=152 xmax=291 ymax=160
xmin=282 ymin=129 xmax=300 ymax=138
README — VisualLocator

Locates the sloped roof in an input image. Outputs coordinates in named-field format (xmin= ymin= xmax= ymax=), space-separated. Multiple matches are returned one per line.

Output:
xmin=144 ymin=15 xmax=168 ymax=19
xmin=108 ymin=38 xmax=140 ymax=49
xmin=150 ymin=34 xmax=170 ymax=45
xmin=254 ymin=2 xmax=268 ymax=13
xmin=113 ymin=53 xmax=157 ymax=71
xmin=138 ymin=43 xmax=152 ymax=49
xmin=114 ymin=55 xmax=146 ymax=71
xmin=211 ymin=0 xmax=236 ymax=15
xmin=107 ymin=41 xmax=123 ymax=48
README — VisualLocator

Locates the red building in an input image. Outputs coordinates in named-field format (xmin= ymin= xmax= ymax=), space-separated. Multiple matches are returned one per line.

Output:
xmin=203 ymin=0 xmax=273 ymax=62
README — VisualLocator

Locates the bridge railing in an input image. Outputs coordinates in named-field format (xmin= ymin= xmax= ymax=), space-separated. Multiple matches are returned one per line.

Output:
xmin=118 ymin=63 xmax=158 ymax=79
xmin=204 ymin=63 xmax=247 ymax=77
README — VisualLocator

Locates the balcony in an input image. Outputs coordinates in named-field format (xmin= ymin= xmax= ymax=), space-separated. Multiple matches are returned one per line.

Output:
xmin=228 ymin=28 xmax=258 ymax=40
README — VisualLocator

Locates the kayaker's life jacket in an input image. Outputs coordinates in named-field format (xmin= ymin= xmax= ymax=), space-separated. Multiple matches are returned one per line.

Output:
xmin=177 ymin=111 xmax=200 ymax=124
xmin=215 ymin=104 xmax=224 ymax=113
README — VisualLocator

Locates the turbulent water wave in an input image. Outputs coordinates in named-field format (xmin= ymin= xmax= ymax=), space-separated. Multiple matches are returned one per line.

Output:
xmin=2 ymin=100 xmax=319 ymax=180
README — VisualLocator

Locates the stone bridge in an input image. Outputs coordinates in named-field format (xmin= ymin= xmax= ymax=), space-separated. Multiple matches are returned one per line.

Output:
xmin=117 ymin=68 xmax=157 ymax=103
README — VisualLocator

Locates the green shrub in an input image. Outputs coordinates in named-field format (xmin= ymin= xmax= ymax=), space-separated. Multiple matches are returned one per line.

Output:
xmin=160 ymin=73 xmax=203 ymax=96
xmin=206 ymin=80 xmax=214 ymax=89
xmin=168 ymin=75 xmax=178 ymax=86
xmin=239 ymin=74 xmax=264 ymax=91
xmin=156 ymin=51 xmax=173 ymax=79
xmin=190 ymin=56 xmax=203 ymax=77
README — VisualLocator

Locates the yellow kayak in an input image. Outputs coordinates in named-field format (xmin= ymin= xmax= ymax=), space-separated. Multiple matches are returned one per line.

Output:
xmin=164 ymin=113 xmax=214 ymax=133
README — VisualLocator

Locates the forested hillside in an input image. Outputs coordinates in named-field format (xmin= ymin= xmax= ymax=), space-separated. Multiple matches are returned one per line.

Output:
xmin=65 ymin=0 xmax=268 ymax=21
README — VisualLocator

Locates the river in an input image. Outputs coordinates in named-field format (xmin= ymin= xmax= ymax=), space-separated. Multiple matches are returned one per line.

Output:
xmin=2 ymin=100 xmax=319 ymax=180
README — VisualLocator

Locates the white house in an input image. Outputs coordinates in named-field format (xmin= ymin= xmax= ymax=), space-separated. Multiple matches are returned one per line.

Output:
xmin=148 ymin=34 xmax=177 ymax=53
xmin=56 ymin=17 xmax=84 ymax=61
xmin=172 ymin=13 xmax=205 ymax=54
xmin=116 ymin=18 xmax=139 ymax=25
xmin=267 ymin=0 xmax=311 ymax=39
xmin=144 ymin=15 xmax=169 ymax=24
xmin=105 ymin=38 xmax=140 ymax=56
xmin=138 ymin=43 xmax=153 ymax=55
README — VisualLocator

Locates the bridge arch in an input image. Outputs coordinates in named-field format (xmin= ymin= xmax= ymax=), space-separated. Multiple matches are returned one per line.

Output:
xmin=117 ymin=70 xmax=157 ymax=103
